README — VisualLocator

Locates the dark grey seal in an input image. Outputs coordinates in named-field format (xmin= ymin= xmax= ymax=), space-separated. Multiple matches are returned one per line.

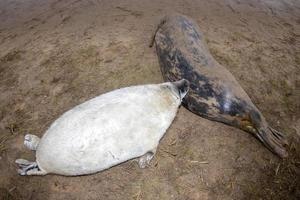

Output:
xmin=150 ymin=14 xmax=288 ymax=157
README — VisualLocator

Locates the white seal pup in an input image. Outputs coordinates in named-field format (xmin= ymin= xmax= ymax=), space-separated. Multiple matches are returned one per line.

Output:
xmin=16 ymin=80 xmax=189 ymax=176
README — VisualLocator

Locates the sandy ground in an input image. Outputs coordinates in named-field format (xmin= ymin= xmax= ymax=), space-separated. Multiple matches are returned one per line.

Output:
xmin=0 ymin=0 xmax=299 ymax=199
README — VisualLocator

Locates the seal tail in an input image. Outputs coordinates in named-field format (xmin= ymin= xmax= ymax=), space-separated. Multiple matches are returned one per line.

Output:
xmin=256 ymin=127 xmax=288 ymax=158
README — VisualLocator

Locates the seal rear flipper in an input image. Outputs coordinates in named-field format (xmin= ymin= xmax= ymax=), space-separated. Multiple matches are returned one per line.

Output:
xmin=256 ymin=127 xmax=288 ymax=158
xmin=24 ymin=134 xmax=40 ymax=151
xmin=15 ymin=159 xmax=47 ymax=176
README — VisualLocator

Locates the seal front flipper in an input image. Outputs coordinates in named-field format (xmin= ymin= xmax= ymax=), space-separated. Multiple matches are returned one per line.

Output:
xmin=138 ymin=150 xmax=156 ymax=168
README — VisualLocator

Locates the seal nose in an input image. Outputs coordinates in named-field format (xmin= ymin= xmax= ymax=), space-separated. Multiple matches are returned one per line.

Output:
xmin=172 ymin=79 xmax=190 ymax=100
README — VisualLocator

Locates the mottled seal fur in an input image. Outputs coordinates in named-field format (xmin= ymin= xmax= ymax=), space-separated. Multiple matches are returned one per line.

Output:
xmin=16 ymin=80 xmax=189 ymax=176
xmin=151 ymin=14 xmax=288 ymax=157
